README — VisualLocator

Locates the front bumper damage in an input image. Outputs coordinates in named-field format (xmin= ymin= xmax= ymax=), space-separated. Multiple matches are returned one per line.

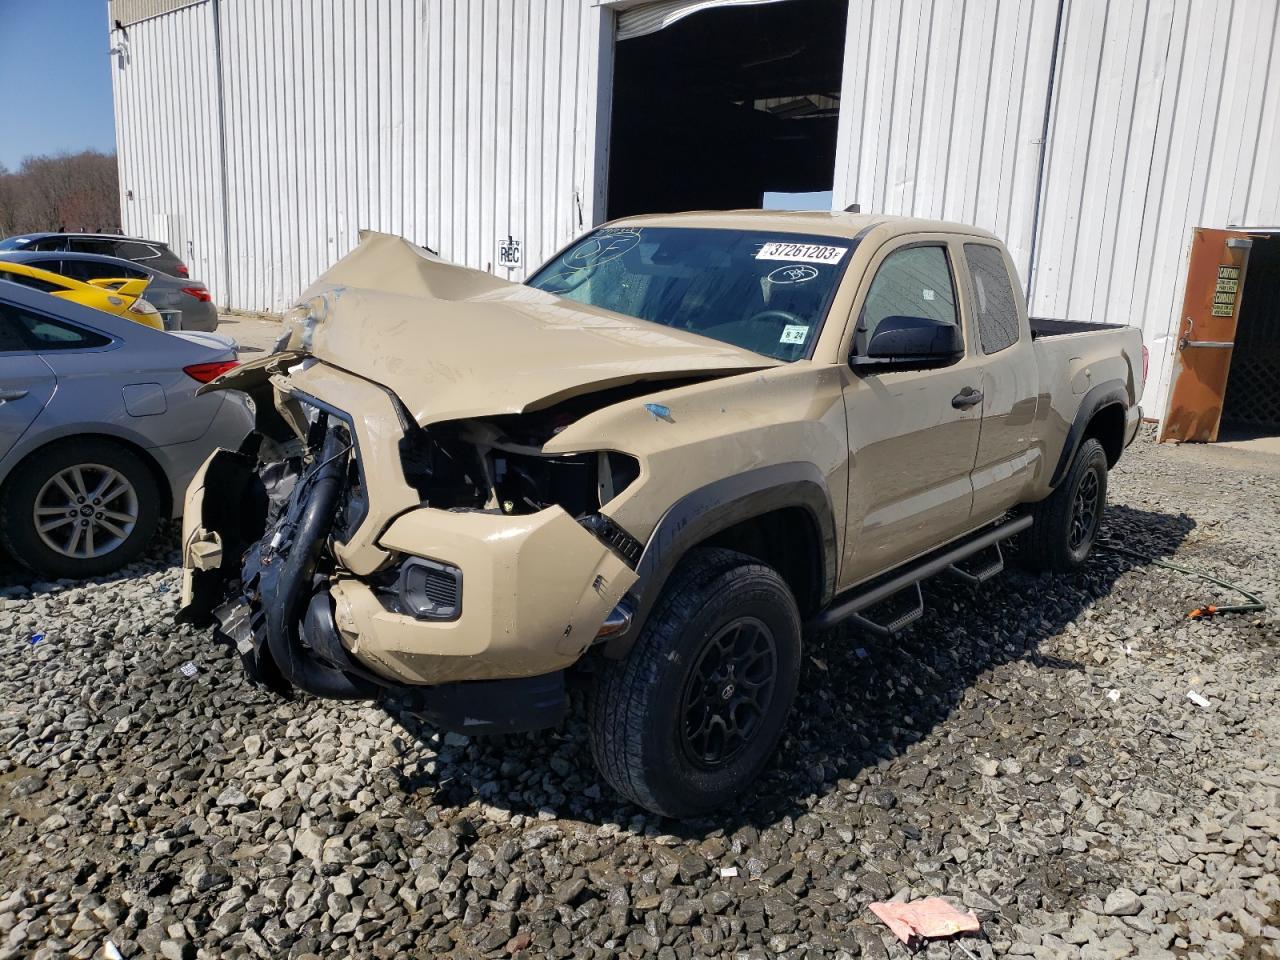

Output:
xmin=179 ymin=359 xmax=637 ymax=733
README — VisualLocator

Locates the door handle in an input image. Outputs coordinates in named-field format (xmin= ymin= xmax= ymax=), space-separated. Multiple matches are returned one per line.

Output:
xmin=952 ymin=388 xmax=983 ymax=409
xmin=0 ymin=389 xmax=30 ymax=402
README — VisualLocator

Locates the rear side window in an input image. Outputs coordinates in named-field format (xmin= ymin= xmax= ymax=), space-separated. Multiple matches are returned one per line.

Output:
xmin=116 ymin=240 xmax=162 ymax=262
xmin=964 ymin=243 xmax=1020 ymax=354
xmin=861 ymin=245 xmax=958 ymax=343
xmin=69 ymin=238 xmax=117 ymax=256
xmin=0 ymin=303 xmax=112 ymax=350
xmin=0 ymin=271 xmax=66 ymax=294
xmin=0 ymin=312 xmax=28 ymax=351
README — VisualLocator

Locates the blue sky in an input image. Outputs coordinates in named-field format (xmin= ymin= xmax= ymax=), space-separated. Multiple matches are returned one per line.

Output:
xmin=0 ymin=0 xmax=117 ymax=169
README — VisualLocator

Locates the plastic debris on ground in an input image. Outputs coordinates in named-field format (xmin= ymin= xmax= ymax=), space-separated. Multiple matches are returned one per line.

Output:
xmin=1186 ymin=690 xmax=1211 ymax=708
xmin=28 ymin=632 xmax=44 ymax=645
xmin=855 ymin=647 xmax=869 ymax=659
xmin=1106 ymin=689 xmax=1120 ymax=702
xmin=179 ymin=661 xmax=199 ymax=678
xmin=868 ymin=897 xmax=981 ymax=945
xmin=718 ymin=866 xmax=739 ymax=879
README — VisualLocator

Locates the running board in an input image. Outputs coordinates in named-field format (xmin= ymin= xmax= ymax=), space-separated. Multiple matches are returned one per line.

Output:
xmin=947 ymin=542 xmax=1005 ymax=585
xmin=806 ymin=515 xmax=1032 ymax=633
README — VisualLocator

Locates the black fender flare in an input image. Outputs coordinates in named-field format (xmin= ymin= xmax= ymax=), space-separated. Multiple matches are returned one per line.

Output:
xmin=602 ymin=462 xmax=838 ymax=658
xmin=1049 ymin=379 xmax=1128 ymax=489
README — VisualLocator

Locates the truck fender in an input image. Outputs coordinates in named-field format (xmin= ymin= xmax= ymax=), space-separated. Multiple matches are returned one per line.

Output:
xmin=1049 ymin=379 xmax=1128 ymax=489
xmin=602 ymin=462 xmax=838 ymax=659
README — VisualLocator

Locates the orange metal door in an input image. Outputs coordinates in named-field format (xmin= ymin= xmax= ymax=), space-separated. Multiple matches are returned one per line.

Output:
xmin=1160 ymin=228 xmax=1254 ymax=442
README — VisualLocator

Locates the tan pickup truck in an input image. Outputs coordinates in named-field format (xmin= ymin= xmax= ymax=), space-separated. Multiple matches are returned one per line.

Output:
xmin=180 ymin=212 xmax=1144 ymax=817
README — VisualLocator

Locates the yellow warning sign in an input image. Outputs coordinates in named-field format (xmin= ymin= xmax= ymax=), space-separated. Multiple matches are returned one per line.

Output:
xmin=1212 ymin=264 xmax=1240 ymax=317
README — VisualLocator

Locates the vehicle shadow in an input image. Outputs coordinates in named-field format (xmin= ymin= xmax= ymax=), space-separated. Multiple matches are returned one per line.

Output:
xmin=384 ymin=502 xmax=1196 ymax=831
xmin=0 ymin=521 xmax=182 ymax=594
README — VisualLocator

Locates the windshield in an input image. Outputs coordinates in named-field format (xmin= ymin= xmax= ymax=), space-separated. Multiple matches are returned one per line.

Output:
xmin=525 ymin=226 xmax=854 ymax=361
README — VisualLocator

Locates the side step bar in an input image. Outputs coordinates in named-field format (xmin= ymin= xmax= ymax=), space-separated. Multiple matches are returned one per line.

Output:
xmin=806 ymin=514 xmax=1032 ymax=633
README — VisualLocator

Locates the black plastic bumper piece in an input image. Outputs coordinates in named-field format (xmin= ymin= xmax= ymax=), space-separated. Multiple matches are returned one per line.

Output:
xmin=394 ymin=671 xmax=569 ymax=736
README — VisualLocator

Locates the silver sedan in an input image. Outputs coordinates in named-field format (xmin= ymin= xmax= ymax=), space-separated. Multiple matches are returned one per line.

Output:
xmin=0 ymin=280 xmax=253 ymax=578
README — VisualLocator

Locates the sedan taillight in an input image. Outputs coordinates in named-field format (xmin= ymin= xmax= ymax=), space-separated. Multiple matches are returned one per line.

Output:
xmin=182 ymin=286 xmax=211 ymax=302
xmin=175 ymin=263 xmax=190 ymax=278
xmin=184 ymin=360 xmax=239 ymax=383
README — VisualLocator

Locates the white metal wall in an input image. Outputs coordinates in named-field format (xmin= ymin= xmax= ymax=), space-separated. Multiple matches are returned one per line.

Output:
xmin=834 ymin=0 xmax=1280 ymax=420
xmin=111 ymin=2 xmax=228 ymax=300
xmin=113 ymin=0 xmax=610 ymax=313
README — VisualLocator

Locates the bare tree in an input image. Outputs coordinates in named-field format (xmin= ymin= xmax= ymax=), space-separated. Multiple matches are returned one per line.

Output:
xmin=0 ymin=151 xmax=120 ymax=237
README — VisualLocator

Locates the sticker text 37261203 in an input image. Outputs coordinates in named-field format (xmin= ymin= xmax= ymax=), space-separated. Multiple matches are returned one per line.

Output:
xmin=755 ymin=242 xmax=848 ymax=265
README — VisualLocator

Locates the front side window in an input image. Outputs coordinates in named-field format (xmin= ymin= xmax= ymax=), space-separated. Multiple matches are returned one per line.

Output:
xmin=59 ymin=259 xmax=144 ymax=282
xmin=32 ymin=237 xmax=66 ymax=251
xmin=526 ymin=227 xmax=855 ymax=361
xmin=860 ymin=245 xmax=958 ymax=347
xmin=964 ymin=243 xmax=1020 ymax=354
xmin=0 ymin=303 xmax=112 ymax=350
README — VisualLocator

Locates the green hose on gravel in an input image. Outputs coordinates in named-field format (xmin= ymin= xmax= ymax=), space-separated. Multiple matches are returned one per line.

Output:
xmin=1095 ymin=539 xmax=1268 ymax=619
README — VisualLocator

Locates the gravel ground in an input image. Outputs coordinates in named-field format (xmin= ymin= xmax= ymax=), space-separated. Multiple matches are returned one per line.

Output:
xmin=1 ymin=430 xmax=1277 ymax=960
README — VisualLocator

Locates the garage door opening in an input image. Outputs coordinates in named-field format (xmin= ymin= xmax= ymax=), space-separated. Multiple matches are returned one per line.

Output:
xmin=606 ymin=0 xmax=848 ymax=220
xmin=1220 ymin=233 xmax=1280 ymax=440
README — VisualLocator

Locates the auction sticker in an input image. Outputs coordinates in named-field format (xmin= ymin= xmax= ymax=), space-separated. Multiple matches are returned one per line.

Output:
xmin=779 ymin=324 xmax=810 ymax=344
xmin=755 ymin=241 xmax=848 ymax=264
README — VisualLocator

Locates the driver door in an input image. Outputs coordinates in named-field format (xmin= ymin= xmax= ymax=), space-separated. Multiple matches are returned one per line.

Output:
xmin=838 ymin=237 xmax=983 ymax=589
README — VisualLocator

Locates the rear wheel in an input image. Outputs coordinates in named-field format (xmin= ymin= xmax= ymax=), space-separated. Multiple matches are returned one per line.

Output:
xmin=0 ymin=439 xmax=161 ymax=578
xmin=1020 ymin=437 xmax=1108 ymax=572
xmin=587 ymin=549 xmax=801 ymax=817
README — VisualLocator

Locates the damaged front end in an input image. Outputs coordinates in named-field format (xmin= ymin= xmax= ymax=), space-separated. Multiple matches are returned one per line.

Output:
xmin=179 ymin=354 xmax=641 ymax=732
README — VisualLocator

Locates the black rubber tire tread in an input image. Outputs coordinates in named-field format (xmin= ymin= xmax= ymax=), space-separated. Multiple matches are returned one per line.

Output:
xmin=587 ymin=548 xmax=801 ymax=818
xmin=1019 ymin=437 xmax=1108 ymax=573
xmin=0 ymin=438 xmax=161 ymax=578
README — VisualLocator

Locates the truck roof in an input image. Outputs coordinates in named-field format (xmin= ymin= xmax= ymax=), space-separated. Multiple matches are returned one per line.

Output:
xmin=608 ymin=209 xmax=1000 ymax=242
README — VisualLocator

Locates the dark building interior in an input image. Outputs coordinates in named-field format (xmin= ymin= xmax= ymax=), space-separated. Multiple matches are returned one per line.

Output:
xmin=606 ymin=0 xmax=849 ymax=219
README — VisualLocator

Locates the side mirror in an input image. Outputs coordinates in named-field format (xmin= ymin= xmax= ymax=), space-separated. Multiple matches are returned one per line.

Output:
xmin=851 ymin=315 xmax=963 ymax=368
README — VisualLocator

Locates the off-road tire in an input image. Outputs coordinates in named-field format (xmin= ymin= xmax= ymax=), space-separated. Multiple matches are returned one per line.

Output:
xmin=587 ymin=548 xmax=801 ymax=817
xmin=0 ymin=438 xmax=161 ymax=579
xmin=1019 ymin=437 xmax=1108 ymax=573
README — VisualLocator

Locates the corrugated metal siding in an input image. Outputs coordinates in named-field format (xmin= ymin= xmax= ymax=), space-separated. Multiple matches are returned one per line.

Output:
xmin=110 ymin=0 xmax=204 ymax=27
xmin=114 ymin=0 xmax=610 ymax=313
xmin=110 ymin=2 xmax=228 ymax=300
xmin=834 ymin=0 xmax=1280 ymax=420
xmin=1032 ymin=0 xmax=1280 ymax=419
xmin=834 ymin=0 xmax=1060 ymax=278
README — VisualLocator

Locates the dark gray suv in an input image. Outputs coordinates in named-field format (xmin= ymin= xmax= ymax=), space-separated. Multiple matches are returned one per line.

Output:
xmin=0 ymin=232 xmax=191 ymax=278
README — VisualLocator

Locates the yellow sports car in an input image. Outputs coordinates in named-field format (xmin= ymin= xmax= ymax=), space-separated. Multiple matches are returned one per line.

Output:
xmin=0 ymin=260 xmax=163 ymax=330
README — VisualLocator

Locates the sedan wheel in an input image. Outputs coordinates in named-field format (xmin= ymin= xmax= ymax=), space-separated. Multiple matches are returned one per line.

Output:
xmin=33 ymin=464 xmax=140 ymax=560
xmin=1 ymin=438 xmax=160 ymax=578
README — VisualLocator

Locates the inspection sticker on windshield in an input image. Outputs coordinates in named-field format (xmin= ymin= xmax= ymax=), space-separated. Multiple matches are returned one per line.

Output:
xmin=779 ymin=324 xmax=809 ymax=345
xmin=755 ymin=241 xmax=847 ymax=264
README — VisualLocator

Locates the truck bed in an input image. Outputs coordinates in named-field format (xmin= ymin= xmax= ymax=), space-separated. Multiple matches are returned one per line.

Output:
xmin=1030 ymin=316 xmax=1127 ymax=338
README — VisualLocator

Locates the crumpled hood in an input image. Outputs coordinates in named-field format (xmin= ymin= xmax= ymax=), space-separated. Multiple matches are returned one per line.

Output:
xmin=281 ymin=232 xmax=778 ymax=425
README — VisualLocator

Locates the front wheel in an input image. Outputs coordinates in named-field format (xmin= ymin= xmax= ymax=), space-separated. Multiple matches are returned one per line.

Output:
xmin=1019 ymin=437 xmax=1108 ymax=572
xmin=587 ymin=549 xmax=801 ymax=818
